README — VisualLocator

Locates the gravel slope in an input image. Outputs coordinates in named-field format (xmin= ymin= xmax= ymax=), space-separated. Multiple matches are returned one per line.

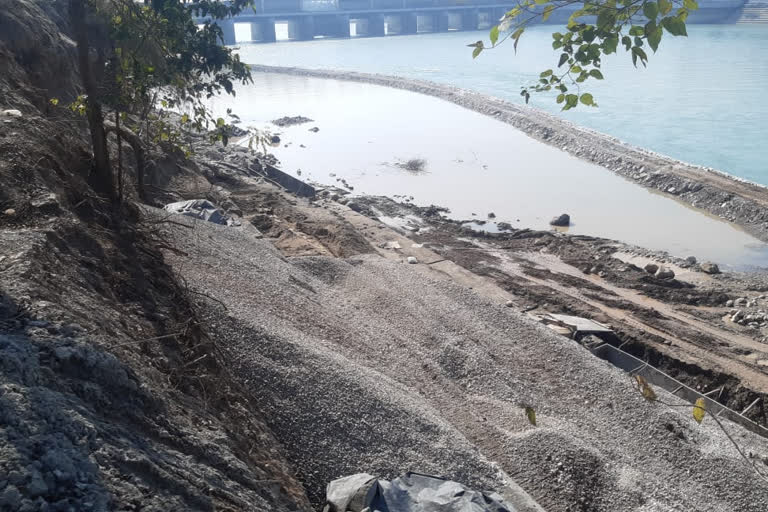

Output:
xmin=163 ymin=211 xmax=768 ymax=512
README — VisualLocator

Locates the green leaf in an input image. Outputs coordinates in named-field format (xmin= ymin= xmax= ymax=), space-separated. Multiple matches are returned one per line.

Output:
xmin=490 ymin=25 xmax=500 ymax=46
xmin=511 ymin=27 xmax=525 ymax=52
xmin=580 ymin=93 xmax=595 ymax=106
xmin=603 ymin=35 xmax=619 ymax=54
xmin=647 ymin=25 xmax=662 ymax=52
xmin=540 ymin=69 xmax=553 ymax=78
xmin=543 ymin=5 xmax=555 ymax=21
xmin=597 ymin=9 xmax=617 ymax=30
xmin=181 ymin=113 xmax=190 ymax=124
xmin=632 ymin=46 xmax=649 ymax=67
xmin=659 ymin=0 xmax=673 ymax=15
xmin=662 ymin=16 xmax=687 ymax=36
xmin=558 ymin=53 xmax=569 ymax=67
xmin=556 ymin=93 xmax=565 ymax=104
xmin=629 ymin=25 xmax=644 ymax=36
xmin=563 ymin=94 xmax=579 ymax=110
xmin=534 ymin=0 xmax=549 ymax=4
xmin=683 ymin=0 xmax=698 ymax=10
xmin=589 ymin=69 xmax=604 ymax=79
xmin=570 ymin=65 xmax=582 ymax=73
xmin=643 ymin=1 xmax=659 ymax=20
xmin=216 ymin=117 xmax=226 ymax=127
xmin=622 ymin=35 xmax=632 ymax=50
xmin=49 ymin=98 xmax=59 ymax=106
xmin=472 ymin=46 xmax=483 ymax=58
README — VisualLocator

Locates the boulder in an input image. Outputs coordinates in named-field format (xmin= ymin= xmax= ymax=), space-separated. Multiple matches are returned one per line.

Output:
xmin=655 ymin=266 xmax=675 ymax=280
xmin=644 ymin=263 xmax=659 ymax=274
xmin=549 ymin=213 xmax=570 ymax=227
xmin=496 ymin=222 xmax=513 ymax=231
xmin=700 ymin=262 xmax=720 ymax=274
xmin=406 ymin=256 xmax=418 ymax=264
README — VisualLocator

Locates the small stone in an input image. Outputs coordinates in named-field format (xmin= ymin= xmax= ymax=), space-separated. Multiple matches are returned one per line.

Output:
xmin=644 ymin=263 xmax=659 ymax=274
xmin=406 ymin=256 xmax=419 ymax=264
xmin=656 ymin=266 xmax=675 ymax=280
xmin=0 ymin=485 xmax=21 ymax=509
xmin=487 ymin=212 xmax=496 ymax=219
xmin=685 ymin=256 xmax=697 ymax=265
xmin=732 ymin=310 xmax=744 ymax=322
xmin=2 ymin=208 xmax=15 ymax=216
xmin=505 ymin=300 xmax=514 ymax=308
xmin=726 ymin=300 xmax=734 ymax=308
xmin=735 ymin=298 xmax=748 ymax=307
xmin=1 ymin=109 xmax=22 ymax=118
xmin=308 ymin=126 xmax=320 ymax=133
xmin=549 ymin=213 xmax=570 ymax=227
xmin=26 ymin=473 xmax=48 ymax=497
xmin=700 ymin=262 xmax=721 ymax=274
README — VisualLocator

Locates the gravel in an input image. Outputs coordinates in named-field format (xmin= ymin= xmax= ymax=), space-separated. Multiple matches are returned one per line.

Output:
xmin=163 ymin=212 xmax=768 ymax=512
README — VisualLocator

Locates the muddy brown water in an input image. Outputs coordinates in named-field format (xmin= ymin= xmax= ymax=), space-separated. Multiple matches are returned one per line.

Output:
xmin=210 ymin=73 xmax=768 ymax=270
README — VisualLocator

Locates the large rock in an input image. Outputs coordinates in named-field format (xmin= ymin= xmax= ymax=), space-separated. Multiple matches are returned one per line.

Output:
xmin=655 ymin=266 xmax=675 ymax=280
xmin=700 ymin=262 xmax=721 ymax=274
xmin=549 ymin=213 xmax=570 ymax=227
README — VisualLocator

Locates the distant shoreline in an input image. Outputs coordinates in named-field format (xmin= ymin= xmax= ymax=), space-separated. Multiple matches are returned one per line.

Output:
xmin=248 ymin=64 xmax=768 ymax=244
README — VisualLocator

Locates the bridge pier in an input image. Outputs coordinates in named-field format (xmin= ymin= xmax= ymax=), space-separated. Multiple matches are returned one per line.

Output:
xmin=462 ymin=9 xmax=479 ymax=31
xmin=261 ymin=20 xmax=277 ymax=42
xmin=216 ymin=18 xmax=237 ymax=45
xmin=369 ymin=13 xmax=386 ymax=36
xmin=402 ymin=12 xmax=417 ymax=34
xmin=477 ymin=9 xmax=493 ymax=29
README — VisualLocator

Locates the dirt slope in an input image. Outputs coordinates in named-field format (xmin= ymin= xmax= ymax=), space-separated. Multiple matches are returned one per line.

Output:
xmin=1 ymin=2 xmax=311 ymax=511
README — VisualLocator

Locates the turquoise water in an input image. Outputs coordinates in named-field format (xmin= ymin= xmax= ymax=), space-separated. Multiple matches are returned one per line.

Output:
xmin=235 ymin=25 xmax=768 ymax=185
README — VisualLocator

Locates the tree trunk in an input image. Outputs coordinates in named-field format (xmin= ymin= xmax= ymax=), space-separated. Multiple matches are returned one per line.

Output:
xmin=69 ymin=0 xmax=114 ymax=198
xmin=104 ymin=121 xmax=147 ymax=201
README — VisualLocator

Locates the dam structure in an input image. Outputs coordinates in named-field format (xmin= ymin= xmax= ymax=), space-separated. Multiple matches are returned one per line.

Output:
xmin=194 ymin=0 xmax=752 ymax=44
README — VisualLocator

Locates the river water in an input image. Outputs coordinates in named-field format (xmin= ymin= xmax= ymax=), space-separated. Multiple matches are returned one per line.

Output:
xmin=209 ymin=26 xmax=768 ymax=268
xmin=209 ymin=72 xmax=768 ymax=269
xmin=235 ymin=25 xmax=768 ymax=185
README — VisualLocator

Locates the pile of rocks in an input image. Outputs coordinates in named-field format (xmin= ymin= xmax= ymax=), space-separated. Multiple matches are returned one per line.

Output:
xmin=726 ymin=295 xmax=768 ymax=330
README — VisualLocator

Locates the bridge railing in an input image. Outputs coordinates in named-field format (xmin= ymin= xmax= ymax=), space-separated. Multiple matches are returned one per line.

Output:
xmin=260 ymin=0 xmax=511 ymax=13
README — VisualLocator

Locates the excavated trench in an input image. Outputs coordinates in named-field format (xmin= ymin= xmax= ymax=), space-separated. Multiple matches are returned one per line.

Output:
xmin=579 ymin=329 xmax=768 ymax=436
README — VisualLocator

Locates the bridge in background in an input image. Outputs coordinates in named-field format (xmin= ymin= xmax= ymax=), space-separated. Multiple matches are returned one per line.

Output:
xmin=195 ymin=0 xmax=749 ymax=44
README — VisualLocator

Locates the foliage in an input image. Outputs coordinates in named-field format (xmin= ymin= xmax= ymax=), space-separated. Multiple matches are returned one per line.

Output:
xmin=63 ymin=0 xmax=256 ymax=199
xmin=470 ymin=0 xmax=698 ymax=109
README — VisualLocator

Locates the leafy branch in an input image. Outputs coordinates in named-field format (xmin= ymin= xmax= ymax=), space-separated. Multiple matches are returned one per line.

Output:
xmin=470 ymin=0 xmax=698 ymax=109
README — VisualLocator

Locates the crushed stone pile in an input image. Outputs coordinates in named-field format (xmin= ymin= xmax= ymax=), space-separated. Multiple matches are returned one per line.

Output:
xmin=161 ymin=210 xmax=768 ymax=512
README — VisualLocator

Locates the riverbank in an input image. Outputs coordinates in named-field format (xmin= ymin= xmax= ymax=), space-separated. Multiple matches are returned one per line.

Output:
xmin=153 ymin=143 xmax=768 ymax=510
xmin=249 ymin=64 xmax=768 ymax=245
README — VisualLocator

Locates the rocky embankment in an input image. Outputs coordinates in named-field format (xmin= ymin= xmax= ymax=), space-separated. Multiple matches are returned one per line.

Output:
xmin=249 ymin=65 xmax=768 ymax=244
